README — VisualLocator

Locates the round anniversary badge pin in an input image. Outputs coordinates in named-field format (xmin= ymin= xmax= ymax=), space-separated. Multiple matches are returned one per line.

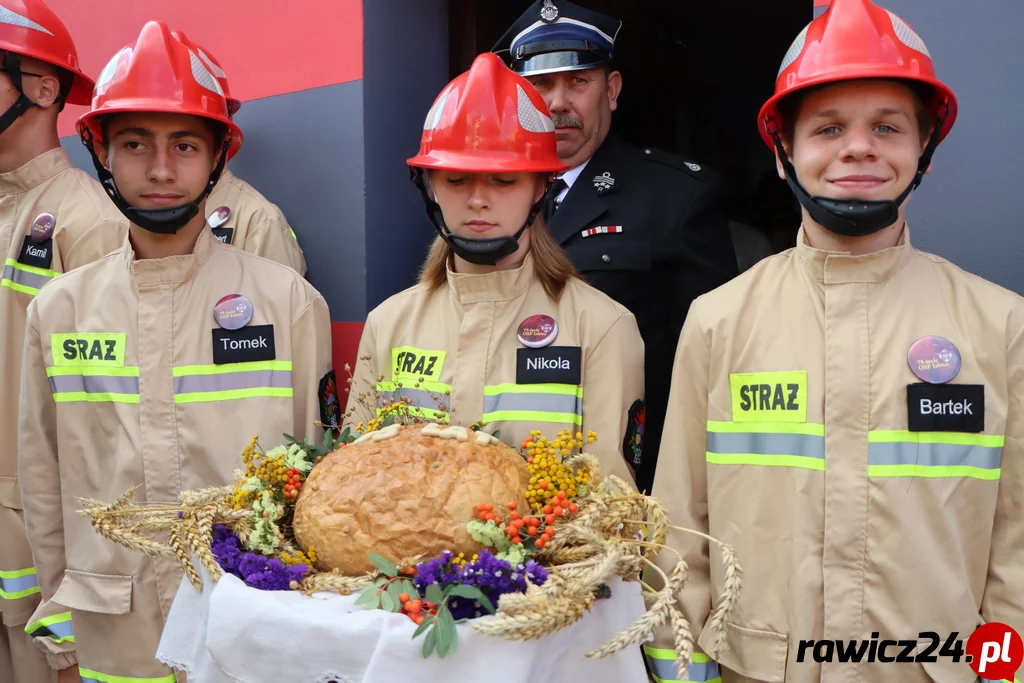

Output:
xmin=214 ymin=294 xmax=254 ymax=330
xmin=31 ymin=212 xmax=55 ymax=242
xmin=907 ymin=335 xmax=961 ymax=384
xmin=207 ymin=206 xmax=232 ymax=229
xmin=517 ymin=314 xmax=558 ymax=348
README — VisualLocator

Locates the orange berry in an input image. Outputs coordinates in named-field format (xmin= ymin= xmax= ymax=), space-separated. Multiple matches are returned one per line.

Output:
xmin=545 ymin=526 xmax=556 ymax=535
xmin=542 ymin=505 xmax=553 ymax=515
xmin=535 ymin=538 xmax=546 ymax=549
xmin=507 ymin=501 xmax=518 ymax=511
xmin=512 ymin=536 xmax=522 ymax=545
xmin=483 ymin=503 xmax=494 ymax=512
xmin=506 ymin=526 xmax=516 ymax=536
xmin=477 ymin=504 xmax=487 ymax=512
xmin=528 ymin=517 xmax=541 ymax=527
xmin=553 ymin=506 xmax=563 ymax=516
xmin=399 ymin=593 xmax=410 ymax=604
xmin=545 ymin=514 xmax=556 ymax=525
xmin=569 ymin=503 xmax=579 ymax=514
xmin=556 ymin=490 xmax=567 ymax=500
xmin=510 ymin=511 xmax=521 ymax=521
xmin=527 ymin=457 xmax=534 ymax=464
xmin=414 ymin=615 xmax=425 ymax=625
xmin=538 ymin=481 xmax=549 ymax=490
xmin=408 ymin=600 xmax=421 ymax=613
xmin=527 ymin=526 xmax=538 ymax=536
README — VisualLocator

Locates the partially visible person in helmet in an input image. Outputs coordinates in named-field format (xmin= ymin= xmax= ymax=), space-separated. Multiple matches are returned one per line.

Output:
xmin=18 ymin=22 xmax=331 ymax=683
xmin=171 ymin=31 xmax=307 ymax=276
xmin=345 ymin=52 xmax=644 ymax=486
xmin=0 ymin=1 xmax=127 ymax=681
xmin=644 ymin=1 xmax=1024 ymax=681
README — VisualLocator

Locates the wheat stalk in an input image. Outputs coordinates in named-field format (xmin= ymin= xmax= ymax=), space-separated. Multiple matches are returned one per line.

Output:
xmin=706 ymin=542 xmax=742 ymax=656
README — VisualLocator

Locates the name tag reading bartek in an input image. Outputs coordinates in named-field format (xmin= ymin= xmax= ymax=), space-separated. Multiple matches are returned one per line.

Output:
xmin=212 ymin=324 xmax=276 ymax=364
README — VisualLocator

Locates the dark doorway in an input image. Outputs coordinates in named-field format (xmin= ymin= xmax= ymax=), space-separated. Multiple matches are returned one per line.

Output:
xmin=449 ymin=0 xmax=813 ymax=255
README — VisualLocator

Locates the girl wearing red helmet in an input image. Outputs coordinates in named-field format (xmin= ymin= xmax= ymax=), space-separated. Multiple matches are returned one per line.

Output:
xmin=645 ymin=1 xmax=1023 ymax=682
xmin=346 ymin=52 xmax=645 ymax=488
xmin=18 ymin=21 xmax=332 ymax=683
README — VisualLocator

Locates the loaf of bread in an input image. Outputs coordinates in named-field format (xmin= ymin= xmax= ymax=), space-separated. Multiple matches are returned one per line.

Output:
xmin=293 ymin=423 xmax=531 ymax=574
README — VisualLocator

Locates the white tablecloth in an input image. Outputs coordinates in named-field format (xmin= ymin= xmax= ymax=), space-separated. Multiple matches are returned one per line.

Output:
xmin=156 ymin=562 xmax=650 ymax=683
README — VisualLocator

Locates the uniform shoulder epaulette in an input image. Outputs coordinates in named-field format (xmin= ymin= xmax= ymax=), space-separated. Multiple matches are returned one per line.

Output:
xmin=639 ymin=146 xmax=709 ymax=181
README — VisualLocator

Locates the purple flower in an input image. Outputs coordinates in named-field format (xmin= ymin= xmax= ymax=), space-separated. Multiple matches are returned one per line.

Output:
xmin=235 ymin=553 xmax=309 ymax=591
xmin=412 ymin=549 xmax=545 ymax=620
xmin=210 ymin=525 xmax=244 ymax=578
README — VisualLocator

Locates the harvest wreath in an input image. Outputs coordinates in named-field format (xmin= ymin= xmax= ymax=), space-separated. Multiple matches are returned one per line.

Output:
xmin=78 ymin=370 xmax=743 ymax=674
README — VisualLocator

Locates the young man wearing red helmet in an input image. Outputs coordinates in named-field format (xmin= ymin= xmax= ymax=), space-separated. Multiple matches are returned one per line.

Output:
xmin=17 ymin=22 xmax=332 ymax=683
xmin=0 ymin=1 xmax=128 ymax=681
xmin=645 ymin=1 xmax=1023 ymax=682
xmin=346 ymin=51 xmax=644 ymax=487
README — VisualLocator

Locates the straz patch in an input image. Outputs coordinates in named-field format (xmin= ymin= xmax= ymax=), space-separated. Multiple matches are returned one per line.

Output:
xmin=907 ymin=383 xmax=984 ymax=433
xmin=516 ymin=346 xmax=582 ymax=385
xmin=51 ymin=333 xmax=126 ymax=367
xmin=211 ymin=227 xmax=235 ymax=244
xmin=18 ymin=236 xmax=53 ymax=269
xmin=392 ymin=346 xmax=446 ymax=381
xmin=730 ymin=371 xmax=807 ymax=423
xmin=212 ymin=324 xmax=276 ymax=365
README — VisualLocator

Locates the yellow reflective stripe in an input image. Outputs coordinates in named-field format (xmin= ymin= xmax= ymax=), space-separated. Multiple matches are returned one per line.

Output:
xmin=174 ymin=387 xmax=293 ymax=404
xmin=868 ymin=464 xmax=1001 ymax=480
xmin=1 ymin=278 xmax=39 ymax=295
xmin=868 ymin=430 xmax=1004 ymax=447
xmin=708 ymin=420 xmax=824 ymax=436
xmin=46 ymin=366 xmax=140 ymax=377
xmin=79 ymin=668 xmax=176 ymax=683
xmin=642 ymin=647 xmax=678 ymax=660
xmin=643 ymin=646 xmax=720 ymax=683
xmin=484 ymin=383 xmax=583 ymax=398
xmin=53 ymin=392 xmax=139 ymax=404
xmin=481 ymin=409 xmax=583 ymax=425
xmin=4 ymin=257 xmax=56 ymax=277
xmin=0 ymin=568 xmax=37 ymax=578
xmin=26 ymin=611 xmax=74 ymax=642
xmin=172 ymin=360 xmax=292 ymax=376
xmin=707 ymin=452 xmax=825 ymax=470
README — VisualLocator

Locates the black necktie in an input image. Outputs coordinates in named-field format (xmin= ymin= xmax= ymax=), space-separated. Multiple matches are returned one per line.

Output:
xmin=549 ymin=178 xmax=568 ymax=215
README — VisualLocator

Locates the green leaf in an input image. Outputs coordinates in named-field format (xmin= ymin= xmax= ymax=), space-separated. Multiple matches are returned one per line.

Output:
xmin=447 ymin=584 xmax=484 ymax=600
xmin=282 ymin=433 xmax=296 ymax=443
xmin=381 ymin=413 xmax=396 ymax=428
xmin=369 ymin=553 xmax=398 ymax=577
xmin=422 ymin=625 xmax=437 ymax=658
xmin=339 ymin=426 xmax=353 ymax=443
xmin=476 ymin=593 xmax=495 ymax=614
xmin=322 ymin=429 xmax=333 ymax=451
xmin=380 ymin=590 xmax=395 ymax=612
xmin=373 ymin=576 xmax=388 ymax=587
xmin=425 ymin=583 xmax=444 ymax=606
xmin=436 ymin=607 xmax=458 ymax=658
xmin=354 ymin=585 xmax=381 ymax=609
xmin=386 ymin=582 xmax=406 ymax=611
xmin=412 ymin=616 xmax=434 ymax=639
xmin=399 ymin=578 xmax=417 ymax=596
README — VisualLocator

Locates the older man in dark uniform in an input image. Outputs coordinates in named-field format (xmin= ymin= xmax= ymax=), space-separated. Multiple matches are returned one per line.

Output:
xmin=494 ymin=0 xmax=739 ymax=493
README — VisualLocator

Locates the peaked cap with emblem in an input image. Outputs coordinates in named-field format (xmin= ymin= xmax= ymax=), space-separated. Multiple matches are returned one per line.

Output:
xmin=492 ymin=0 xmax=622 ymax=77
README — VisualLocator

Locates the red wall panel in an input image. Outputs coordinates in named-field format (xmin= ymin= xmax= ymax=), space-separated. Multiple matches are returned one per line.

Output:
xmin=47 ymin=0 xmax=363 ymax=137
xmin=331 ymin=321 xmax=364 ymax=389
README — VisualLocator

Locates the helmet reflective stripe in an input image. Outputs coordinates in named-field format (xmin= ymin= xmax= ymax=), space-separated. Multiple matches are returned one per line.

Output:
xmin=423 ymin=84 xmax=454 ymax=131
xmin=516 ymin=84 xmax=554 ymax=133
xmin=196 ymin=48 xmax=226 ymax=78
xmin=886 ymin=10 xmax=930 ymax=57
xmin=94 ymin=48 xmax=128 ymax=91
xmin=777 ymin=24 xmax=809 ymax=78
xmin=188 ymin=50 xmax=223 ymax=95
xmin=0 ymin=5 xmax=51 ymax=35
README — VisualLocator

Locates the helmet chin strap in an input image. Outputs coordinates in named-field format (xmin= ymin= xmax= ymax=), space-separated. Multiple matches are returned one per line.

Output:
xmin=0 ymin=52 xmax=40 ymax=137
xmin=768 ymin=99 xmax=949 ymax=238
xmin=411 ymin=169 xmax=547 ymax=267
xmin=83 ymin=129 xmax=230 ymax=235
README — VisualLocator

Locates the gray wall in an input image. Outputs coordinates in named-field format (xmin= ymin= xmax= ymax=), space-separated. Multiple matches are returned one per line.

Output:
xmin=816 ymin=0 xmax=1024 ymax=295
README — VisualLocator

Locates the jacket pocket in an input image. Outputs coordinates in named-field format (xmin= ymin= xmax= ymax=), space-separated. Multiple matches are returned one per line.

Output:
xmin=697 ymin=620 xmax=789 ymax=682
xmin=0 ymin=476 xmax=22 ymax=509
xmin=52 ymin=570 xmax=132 ymax=615
xmin=570 ymin=238 xmax=651 ymax=272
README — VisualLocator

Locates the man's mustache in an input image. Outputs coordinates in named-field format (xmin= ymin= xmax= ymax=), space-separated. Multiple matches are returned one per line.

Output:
xmin=552 ymin=114 xmax=583 ymax=129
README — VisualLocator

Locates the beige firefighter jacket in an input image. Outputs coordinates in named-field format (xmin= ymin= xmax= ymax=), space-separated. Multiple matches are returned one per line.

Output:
xmin=346 ymin=251 xmax=644 ymax=487
xmin=18 ymin=227 xmax=332 ymax=679
xmin=645 ymin=227 xmax=1024 ymax=683
xmin=0 ymin=148 xmax=126 ymax=634
xmin=206 ymin=169 xmax=307 ymax=276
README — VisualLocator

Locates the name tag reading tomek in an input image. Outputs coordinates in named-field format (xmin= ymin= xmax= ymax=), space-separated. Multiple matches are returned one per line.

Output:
xmin=212 ymin=324 xmax=276 ymax=364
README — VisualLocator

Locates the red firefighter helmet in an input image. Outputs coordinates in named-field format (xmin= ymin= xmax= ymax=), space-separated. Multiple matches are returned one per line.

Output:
xmin=0 ymin=0 xmax=93 ymax=105
xmin=171 ymin=31 xmax=241 ymax=117
xmin=758 ymin=0 xmax=957 ymax=149
xmin=77 ymin=21 xmax=243 ymax=160
xmin=407 ymin=52 xmax=568 ymax=174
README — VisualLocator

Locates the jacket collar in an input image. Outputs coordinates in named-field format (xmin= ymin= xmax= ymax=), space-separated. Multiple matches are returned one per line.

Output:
xmin=0 ymin=148 xmax=70 ymax=194
xmin=445 ymin=251 xmax=535 ymax=304
xmin=795 ymin=223 xmax=915 ymax=284
xmin=121 ymin=223 xmax=218 ymax=286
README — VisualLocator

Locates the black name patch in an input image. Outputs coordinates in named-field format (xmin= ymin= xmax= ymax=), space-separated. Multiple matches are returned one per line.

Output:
xmin=18 ymin=236 xmax=53 ymax=269
xmin=907 ymin=383 xmax=984 ymax=433
xmin=212 ymin=324 xmax=276 ymax=365
xmin=211 ymin=227 xmax=234 ymax=244
xmin=516 ymin=346 xmax=582 ymax=385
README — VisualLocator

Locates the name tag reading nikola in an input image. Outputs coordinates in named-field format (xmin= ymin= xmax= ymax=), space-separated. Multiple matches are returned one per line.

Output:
xmin=516 ymin=346 xmax=582 ymax=385
xmin=213 ymin=324 xmax=276 ymax=365
xmin=907 ymin=383 xmax=984 ymax=432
